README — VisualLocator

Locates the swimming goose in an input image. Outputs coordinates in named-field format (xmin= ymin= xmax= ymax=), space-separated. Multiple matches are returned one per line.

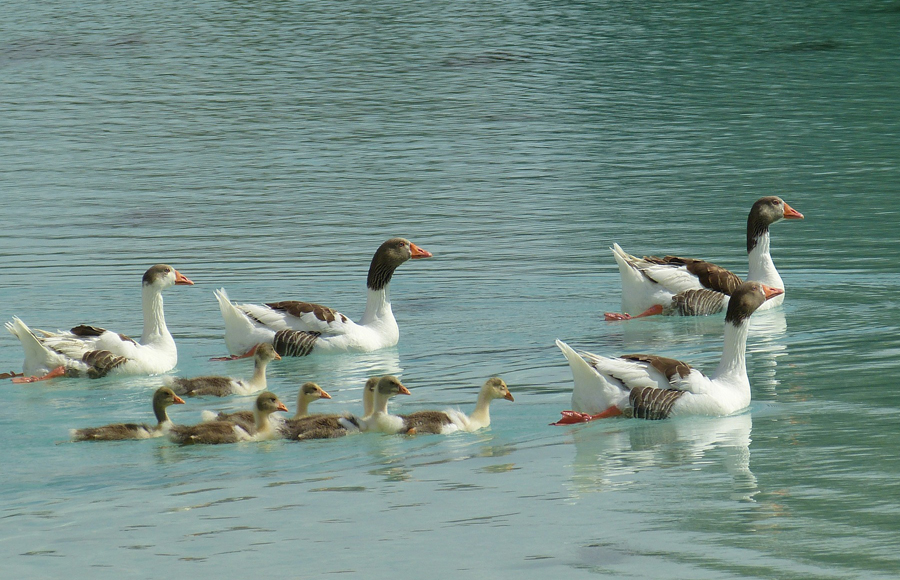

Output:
xmin=168 ymin=391 xmax=288 ymax=444
xmin=165 ymin=343 xmax=281 ymax=397
xmin=212 ymin=238 xmax=432 ymax=359
xmin=203 ymin=381 xmax=332 ymax=435
xmin=6 ymin=265 xmax=194 ymax=382
xmin=71 ymin=387 xmax=185 ymax=441
xmin=605 ymin=197 xmax=802 ymax=320
xmin=284 ymin=380 xmax=374 ymax=440
xmin=401 ymin=378 xmax=514 ymax=434
xmin=357 ymin=375 xmax=411 ymax=434
xmin=554 ymin=282 xmax=782 ymax=424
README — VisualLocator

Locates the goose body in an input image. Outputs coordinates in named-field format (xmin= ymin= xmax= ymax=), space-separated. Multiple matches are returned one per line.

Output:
xmin=214 ymin=238 xmax=432 ymax=359
xmin=555 ymin=282 xmax=782 ymax=424
xmin=401 ymin=378 xmax=514 ymax=434
xmin=6 ymin=265 xmax=194 ymax=382
xmin=166 ymin=343 xmax=280 ymax=397
xmin=71 ymin=387 xmax=185 ymax=441
xmin=169 ymin=391 xmax=288 ymax=444
xmin=282 ymin=382 xmax=360 ymax=440
xmin=606 ymin=197 xmax=802 ymax=320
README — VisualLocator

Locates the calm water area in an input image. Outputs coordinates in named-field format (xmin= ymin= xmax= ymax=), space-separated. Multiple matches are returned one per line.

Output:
xmin=1 ymin=1 xmax=899 ymax=578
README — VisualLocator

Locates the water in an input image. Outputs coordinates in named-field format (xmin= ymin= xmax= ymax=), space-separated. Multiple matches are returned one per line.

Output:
xmin=2 ymin=1 xmax=899 ymax=577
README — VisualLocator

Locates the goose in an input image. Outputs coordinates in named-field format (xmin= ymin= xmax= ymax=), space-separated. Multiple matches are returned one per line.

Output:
xmin=168 ymin=391 xmax=288 ymax=444
xmin=554 ymin=281 xmax=782 ymax=424
xmin=203 ymin=381 xmax=333 ymax=435
xmin=401 ymin=378 xmax=515 ymax=434
xmin=357 ymin=375 xmax=411 ymax=434
xmin=285 ymin=379 xmax=376 ymax=440
xmin=165 ymin=343 xmax=281 ymax=397
xmin=212 ymin=238 xmax=432 ymax=360
xmin=6 ymin=265 xmax=194 ymax=382
xmin=605 ymin=197 xmax=802 ymax=320
xmin=71 ymin=387 xmax=185 ymax=441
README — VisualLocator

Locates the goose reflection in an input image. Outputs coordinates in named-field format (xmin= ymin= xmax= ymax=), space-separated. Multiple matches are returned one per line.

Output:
xmin=567 ymin=412 xmax=757 ymax=502
xmin=747 ymin=307 xmax=788 ymax=397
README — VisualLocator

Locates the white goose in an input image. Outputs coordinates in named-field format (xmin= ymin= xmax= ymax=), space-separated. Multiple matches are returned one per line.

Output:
xmin=5 ymin=265 xmax=194 ymax=382
xmin=401 ymin=378 xmax=515 ymax=434
xmin=212 ymin=238 xmax=432 ymax=360
xmin=605 ymin=196 xmax=802 ymax=320
xmin=554 ymin=282 xmax=782 ymax=424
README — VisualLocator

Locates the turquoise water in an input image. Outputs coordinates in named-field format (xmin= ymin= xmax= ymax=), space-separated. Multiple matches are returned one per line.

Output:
xmin=2 ymin=1 xmax=899 ymax=578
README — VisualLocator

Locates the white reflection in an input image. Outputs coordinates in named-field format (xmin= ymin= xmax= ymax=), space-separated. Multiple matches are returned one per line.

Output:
xmin=747 ymin=308 xmax=788 ymax=396
xmin=567 ymin=412 xmax=757 ymax=502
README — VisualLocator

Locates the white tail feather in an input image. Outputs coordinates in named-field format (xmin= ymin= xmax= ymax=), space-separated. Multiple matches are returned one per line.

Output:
xmin=556 ymin=339 xmax=622 ymax=414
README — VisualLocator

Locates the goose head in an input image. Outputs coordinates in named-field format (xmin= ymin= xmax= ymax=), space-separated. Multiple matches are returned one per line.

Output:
xmin=747 ymin=197 xmax=804 ymax=252
xmin=367 ymin=238 xmax=433 ymax=291
xmin=152 ymin=386 xmax=186 ymax=422
xmin=375 ymin=375 xmax=411 ymax=401
xmin=481 ymin=377 xmax=514 ymax=402
xmin=142 ymin=264 xmax=194 ymax=289
xmin=255 ymin=391 xmax=289 ymax=415
xmin=252 ymin=342 xmax=282 ymax=364
xmin=725 ymin=281 xmax=784 ymax=325
xmin=296 ymin=381 xmax=331 ymax=408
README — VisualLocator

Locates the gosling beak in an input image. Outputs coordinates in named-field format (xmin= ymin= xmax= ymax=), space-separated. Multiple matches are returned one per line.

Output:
xmin=398 ymin=385 xmax=411 ymax=395
xmin=173 ymin=395 xmax=186 ymax=405
xmin=504 ymin=392 xmax=515 ymax=402
xmin=319 ymin=389 xmax=332 ymax=400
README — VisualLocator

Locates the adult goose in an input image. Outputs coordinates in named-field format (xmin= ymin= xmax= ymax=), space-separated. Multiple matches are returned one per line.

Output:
xmin=554 ymin=282 xmax=782 ymax=424
xmin=166 ymin=343 xmax=280 ymax=397
xmin=6 ymin=265 xmax=194 ymax=382
xmin=213 ymin=238 xmax=432 ymax=359
xmin=605 ymin=197 xmax=802 ymax=320
xmin=71 ymin=387 xmax=185 ymax=441
xmin=401 ymin=378 xmax=515 ymax=434
xmin=357 ymin=375 xmax=411 ymax=434
xmin=168 ymin=391 xmax=288 ymax=444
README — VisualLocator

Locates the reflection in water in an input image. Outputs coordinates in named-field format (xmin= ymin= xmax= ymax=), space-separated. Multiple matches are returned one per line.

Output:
xmin=567 ymin=413 xmax=757 ymax=502
xmin=747 ymin=308 xmax=788 ymax=397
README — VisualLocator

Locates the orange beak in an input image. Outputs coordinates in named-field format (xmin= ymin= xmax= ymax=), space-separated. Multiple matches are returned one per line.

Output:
xmin=504 ymin=392 xmax=515 ymax=402
xmin=409 ymin=242 xmax=433 ymax=259
xmin=174 ymin=270 xmax=194 ymax=285
xmin=173 ymin=395 xmax=186 ymax=405
xmin=398 ymin=385 xmax=412 ymax=395
xmin=277 ymin=402 xmax=289 ymax=413
xmin=273 ymin=352 xmax=282 ymax=361
xmin=319 ymin=389 xmax=332 ymax=400
xmin=761 ymin=284 xmax=785 ymax=301
xmin=782 ymin=202 xmax=804 ymax=220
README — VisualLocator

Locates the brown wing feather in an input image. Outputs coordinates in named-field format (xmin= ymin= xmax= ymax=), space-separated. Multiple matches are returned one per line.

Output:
xmin=284 ymin=414 xmax=351 ymax=439
xmin=620 ymin=354 xmax=692 ymax=383
xmin=400 ymin=411 xmax=452 ymax=434
xmin=642 ymin=255 xmax=742 ymax=295
xmin=265 ymin=301 xmax=349 ymax=324
xmin=81 ymin=350 xmax=128 ymax=378
xmin=628 ymin=387 xmax=685 ymax=420
xmin=72 ymin=423 xmax=154 ymax=441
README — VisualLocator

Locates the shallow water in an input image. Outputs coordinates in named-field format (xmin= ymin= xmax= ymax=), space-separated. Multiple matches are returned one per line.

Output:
xmin=2 ymin=1 xmax=899 ymax=578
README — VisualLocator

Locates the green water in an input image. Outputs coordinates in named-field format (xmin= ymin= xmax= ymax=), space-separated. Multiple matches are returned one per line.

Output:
xmin=1 ymin=1 xmax=899 ymax=578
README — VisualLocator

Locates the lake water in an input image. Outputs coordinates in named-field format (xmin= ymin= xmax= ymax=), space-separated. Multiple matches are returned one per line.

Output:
xmin=2 ymin=1 xmax=899 ymax=578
